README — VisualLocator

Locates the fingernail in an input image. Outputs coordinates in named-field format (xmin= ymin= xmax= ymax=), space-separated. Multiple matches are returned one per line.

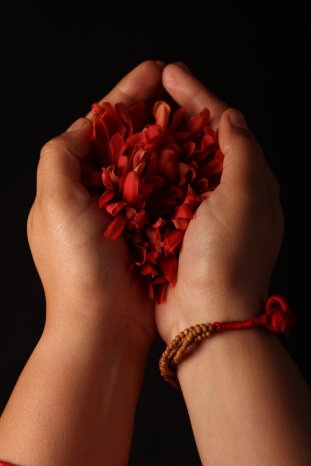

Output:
xmin=66 ymin=118 xmax=89 ymax=132
xmin=228 ymin=109 xmax=248 ymax=129
xmin=173 ymin=61 xmax=192 ymax=73
xmin=154 ymin=60 xmax=166 ymax=68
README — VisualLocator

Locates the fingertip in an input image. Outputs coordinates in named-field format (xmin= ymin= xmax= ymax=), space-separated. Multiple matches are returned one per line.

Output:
xmin=173 ymin=61 xmax=192 ymax=73
xmin=224 ymin=108 xmax=248 ymax=130
xmin=219 ymin=108 xmax=263 ymax=171
xmin=162 ymin=64 xmax=228 ymax=124
xmin=136 ymin=59 xmax=164 ymax=72
xmin=162 ymin=62 xmax=185 ymax=86
xmin=219 ymin=109 xmax=249 ymax=152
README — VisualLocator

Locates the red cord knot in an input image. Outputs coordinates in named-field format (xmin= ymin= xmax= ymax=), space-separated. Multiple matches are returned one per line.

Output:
xmin=212 ymin=295 xmax=295 ymax=336
xmin=264 ymin=295 xmax=296 ymax=334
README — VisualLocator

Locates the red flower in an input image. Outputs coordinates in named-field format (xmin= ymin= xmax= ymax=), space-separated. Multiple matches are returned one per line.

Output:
xmin=88 ymin=100 xmax=223 ymax=303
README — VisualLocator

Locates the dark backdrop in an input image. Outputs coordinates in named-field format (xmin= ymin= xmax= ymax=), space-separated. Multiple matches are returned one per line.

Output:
xmin=0 ymin=2 xmax=309 ymax=465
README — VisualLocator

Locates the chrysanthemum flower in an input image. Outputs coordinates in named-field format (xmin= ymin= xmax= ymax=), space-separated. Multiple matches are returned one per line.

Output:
xmin=88 ymin=100 xmax=223 ymax=303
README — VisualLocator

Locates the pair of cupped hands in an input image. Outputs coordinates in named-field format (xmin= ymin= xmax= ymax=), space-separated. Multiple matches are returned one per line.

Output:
xmin=27 ymin=60 xmax=282 ymax=353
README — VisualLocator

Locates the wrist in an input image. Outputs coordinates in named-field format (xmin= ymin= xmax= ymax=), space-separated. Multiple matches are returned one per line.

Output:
xmin=165 ymin=290 xmax=265 ymax=343
xmin=44 ymin=298 xmax=153 ymax=355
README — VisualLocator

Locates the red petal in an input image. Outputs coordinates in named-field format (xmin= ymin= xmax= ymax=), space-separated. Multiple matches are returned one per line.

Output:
xmin=92 ymin=103 xmax=104 ymax=116
xmin=115 ymin=102 xmax=133 ymax=138
xmin=102 ymin=165 xmax=120 ymax=189
xmin=173 ymin=108 xmax=210 ymax=140
xmin=118 ymin=155 xmax=130 ymax=187
xmin=92 ymin=114 xmax=111 ymax=165
xmin=158 ymin=148 xmax=179 ymax=181
xmin=162 ymin=229 xmax=185 ymax=253
xmin=126 ymin=124 xmax=161 ymax=147
xmin=109 ymin=133 xmax=127 ymax=165
xmin=132 ymin=241 xmax=147 ymax=265
xmin=125 ymin=206 xmax=136 ymax=221
xmin=128 ymin=102 xmax=146 ymax=133
xmin=152 ymin=217 xmax=166 ymax=228
xmin=183 ymin=141 xmax=196 ymax=159
xmin=141 ymin=183 xmax=153 ymax=200
xmin=146 ymin=175 xmax=164 ymax=190
xmin=174 ymin=203 xmax=194 ymax=220
xmin=169 ymin=107 xmax=187 ymax=130
xmin=140 ymin=263 xmax=158 ymax=278
xmin=133 ymin=211 xmax=147 ymax=229
xmin=106 ymin=202 xmax=126 ymax=216
xmin=194 ymin=177 xmax=209 ymax=194
xmin=200 ymin=157 xmax=223 ymax=178
xmin=172 ymin=218 xmax=190 ymax=230
xmin=98 ymin=102 xmax=127 ymax=138
xmin=132 ymin=149 xmax=146 ymax=170
xmin=184 ymin=108 xmax=210 ymax=133
xmin=145 ymin=226 xmax=162 ymax=253
xmin=178 ymin=162 xmax=196 ymax=186
xmin=122 ymin=171 xmax=139 ymax=205
xmin=146 ymin=251 xmax=158 ymax=263
xmin=99 ymin=189 xmax=115 ymax=209
xmin=160 ymin=254 xmax=178 ymax=285
xmin=152 ymin=274 xmax=168 ymax=284
xmin=216 ymin=149 xmax=224 ymax=163
xmin=184 ymin=185 xmax=201 ymax=208
xmin=153 ymin=101 xmax=171 ymax=131
xmin=104 ymin=215 xmax=126 ymax=240
xmin=162 ymin=230 xmax=185 ymax=254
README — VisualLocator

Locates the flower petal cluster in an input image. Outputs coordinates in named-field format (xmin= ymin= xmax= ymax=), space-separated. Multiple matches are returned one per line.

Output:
xmin=90 ymin=101 xmax=223 ymax=303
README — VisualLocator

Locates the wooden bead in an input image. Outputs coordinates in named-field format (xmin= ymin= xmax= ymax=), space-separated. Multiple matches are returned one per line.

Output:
xmin=159 ymin=319 xmax=217 ymax=389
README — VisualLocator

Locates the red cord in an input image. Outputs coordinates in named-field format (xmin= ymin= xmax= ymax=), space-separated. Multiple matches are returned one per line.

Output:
xmin=213 ymin=295 xmax=296 ymax=335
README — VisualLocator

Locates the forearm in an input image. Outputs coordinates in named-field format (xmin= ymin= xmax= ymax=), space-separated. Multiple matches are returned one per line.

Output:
xmin=178 ymin=305 xmax=311 ymax=466
xmin=0 ymin=307 xmax=149 ymax=466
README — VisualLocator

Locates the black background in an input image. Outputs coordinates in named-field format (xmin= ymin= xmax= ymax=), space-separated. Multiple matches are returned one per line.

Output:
xmin=0 ymin=1 xmax=309 ymax=465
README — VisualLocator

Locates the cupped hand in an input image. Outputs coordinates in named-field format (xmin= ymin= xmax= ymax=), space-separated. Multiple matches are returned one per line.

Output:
xmin=27 ymin=60 xmax=165 ymax=349
xmin=156 ymin=64 xmax=283 ymax=344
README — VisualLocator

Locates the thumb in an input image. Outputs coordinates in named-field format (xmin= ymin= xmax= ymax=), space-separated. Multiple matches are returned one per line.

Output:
xmin=219 ymin=108 xmax=266 ymax=188
xmin=36 ymin=118 xmax=93 ymax=200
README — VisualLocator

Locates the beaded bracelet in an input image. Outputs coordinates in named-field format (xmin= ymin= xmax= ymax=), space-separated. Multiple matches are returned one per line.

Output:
xmin=159 ymin=295 xmax=296 ymax=389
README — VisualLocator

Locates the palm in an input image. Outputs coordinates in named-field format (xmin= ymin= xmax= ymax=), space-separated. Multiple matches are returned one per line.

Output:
xmin=155 ymin=195 xmax=224 ymax=343
xmin=66 ymin=184 xmax=157 ymax=344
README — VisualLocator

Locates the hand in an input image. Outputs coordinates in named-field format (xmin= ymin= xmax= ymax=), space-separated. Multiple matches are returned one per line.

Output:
xmin=27 ymin=60 xmax=165 ymax=350
xmin=155 ymin=64 xmax=283 ymax=343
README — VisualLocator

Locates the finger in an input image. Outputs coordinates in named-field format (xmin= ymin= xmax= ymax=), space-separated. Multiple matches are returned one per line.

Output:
xmin=219 ymin=109 xmax=274 ymax=190
xmin=162 ymin=63 xmax=228 ymax=127
xmin=86 ymin=60 xmax=166 ymax=118
xmin=36 ymin=118 xmax=93 ymax=199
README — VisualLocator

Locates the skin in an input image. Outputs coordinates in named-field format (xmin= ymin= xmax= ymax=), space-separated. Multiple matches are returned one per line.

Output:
xmin=156 ymin=63 xmax=311 ymax=465
xmin=0 ymin=60 xmax=163 ymax=466
xmin=0 ymin=60 xmax=310 ymax=465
